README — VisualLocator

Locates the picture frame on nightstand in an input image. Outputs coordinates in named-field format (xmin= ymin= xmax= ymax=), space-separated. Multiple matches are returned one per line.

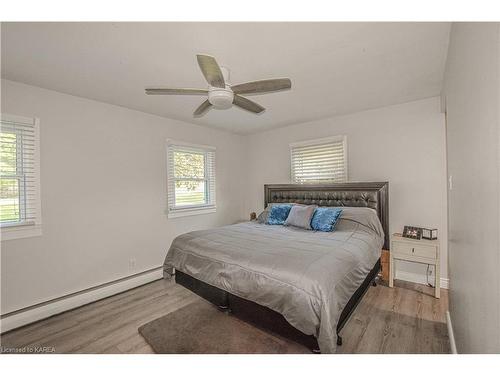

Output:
xmin=402 ymin=225 xmax=422 ymax=240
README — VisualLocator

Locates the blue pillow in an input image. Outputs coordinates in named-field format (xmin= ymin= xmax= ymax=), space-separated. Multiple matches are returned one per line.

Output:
xmin=267 ymin=204 xmax=293 ymax=225
xmin=311 ymin=207 xmax=343 ymax=232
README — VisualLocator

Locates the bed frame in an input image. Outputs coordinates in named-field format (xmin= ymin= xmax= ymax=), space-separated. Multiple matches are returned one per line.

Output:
xmin=175 ymin=182 xmax=389 ymax=352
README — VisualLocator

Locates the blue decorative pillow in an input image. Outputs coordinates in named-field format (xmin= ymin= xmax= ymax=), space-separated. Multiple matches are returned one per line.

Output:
xmin=311 ymin=207 xmax=343 ymax=232
xmin=267 ymin=204 xmax=293 ymax=225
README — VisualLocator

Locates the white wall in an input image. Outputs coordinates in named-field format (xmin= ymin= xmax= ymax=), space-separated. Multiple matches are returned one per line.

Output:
xmin=245 ymin=97 xmax=448 ymax=280
xmin=443 ymin=23 xmax=500 ymax=353
xmin=0 ymin=81 xmax=449 ymax=318
xmin=0 ymin=79 xmax=247 ymax=314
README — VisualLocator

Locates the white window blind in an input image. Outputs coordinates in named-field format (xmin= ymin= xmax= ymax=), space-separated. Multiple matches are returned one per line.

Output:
xmin=290 ymin=136 xmax=347 ymax=183
xmin=167 ymin=140 xmax=216 ymax=218
xmin=0 ymin=114 xmax=42 ymax=239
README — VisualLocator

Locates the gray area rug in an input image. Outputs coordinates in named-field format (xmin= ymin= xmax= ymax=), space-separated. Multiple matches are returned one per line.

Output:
xmin=138 ymin=300 xmax=311 ymax=354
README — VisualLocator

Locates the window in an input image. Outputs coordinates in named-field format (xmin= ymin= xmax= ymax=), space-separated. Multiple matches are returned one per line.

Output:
xmin=1 ymin=114 xmax=42 ymax=240
xmin=290 ymin=135 xmax=347 ymax=183
xmin=167 ymin=140 xmax=216 ymax=218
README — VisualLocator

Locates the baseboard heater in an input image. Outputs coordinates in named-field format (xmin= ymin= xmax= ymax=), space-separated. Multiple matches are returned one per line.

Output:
xmin=0 ymin=266 xmax=163 ymax=333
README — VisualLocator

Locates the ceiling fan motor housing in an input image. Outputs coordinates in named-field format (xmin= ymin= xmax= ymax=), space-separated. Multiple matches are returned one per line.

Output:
xmin=208 ymin=87 xmax=234 ymax=109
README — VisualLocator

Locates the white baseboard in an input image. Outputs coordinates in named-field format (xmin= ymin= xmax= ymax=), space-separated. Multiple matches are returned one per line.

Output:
xmin=395 ymin=270 xmax=449 ymax=289
xmin=0 ymin=267 xmax=163 ymax=333
xmin=446 ymin=311 xmax=457 ymax=354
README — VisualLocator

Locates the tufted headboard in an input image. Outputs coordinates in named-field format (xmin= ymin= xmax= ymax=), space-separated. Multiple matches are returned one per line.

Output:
xmin=264 ymin=182 xmax=389 ymax=250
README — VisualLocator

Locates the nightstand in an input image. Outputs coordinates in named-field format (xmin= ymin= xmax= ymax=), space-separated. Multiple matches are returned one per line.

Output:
xmin=389 ymin=233 xmax=440 ymax=298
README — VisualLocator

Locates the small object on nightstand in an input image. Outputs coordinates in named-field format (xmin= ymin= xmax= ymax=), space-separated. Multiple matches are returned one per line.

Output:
xmin=402 ymin=225 xmax=422 ymax=240
xmin=250 ymin=212 xmax=257 ymax=221
xmin=422 ymin=228 xmax=438 ymax=240
xmin=389 ymin=233 xmax=440 ymax=298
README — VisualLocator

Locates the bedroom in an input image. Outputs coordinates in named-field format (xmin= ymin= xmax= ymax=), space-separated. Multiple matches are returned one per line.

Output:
xmin=1 ymin=1 xmax=500 ymax=372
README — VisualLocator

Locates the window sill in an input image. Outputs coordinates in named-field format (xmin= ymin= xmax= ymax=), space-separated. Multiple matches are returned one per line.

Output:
xmin=168 ymin=206 xmax=216 ymax=219
xmin=1 ymin=223 xmax=42 ymax=241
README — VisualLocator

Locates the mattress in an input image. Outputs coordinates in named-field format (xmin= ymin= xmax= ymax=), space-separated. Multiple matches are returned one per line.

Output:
xmin=163 ymin=209 xmax=384 ymax=353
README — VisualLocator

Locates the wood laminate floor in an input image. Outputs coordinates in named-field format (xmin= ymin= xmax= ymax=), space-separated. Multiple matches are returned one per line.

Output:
xmin=0 ymin=278 xmax=449 ymax=354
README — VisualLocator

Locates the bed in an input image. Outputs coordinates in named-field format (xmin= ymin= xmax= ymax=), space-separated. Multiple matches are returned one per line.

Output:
xmin=163 ymin=182 xmax=389 ymax=353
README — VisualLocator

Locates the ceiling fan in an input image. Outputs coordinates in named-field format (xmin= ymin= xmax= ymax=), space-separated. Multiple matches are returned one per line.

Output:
xmin=145 ymin=54 xmax=291 ymax=117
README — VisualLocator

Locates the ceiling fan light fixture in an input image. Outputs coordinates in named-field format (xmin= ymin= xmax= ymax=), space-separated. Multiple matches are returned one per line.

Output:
xmin=145 ymin=54 xmax=291 ymax=117
xmin=208 ymin=88 xmax=234 ymax=109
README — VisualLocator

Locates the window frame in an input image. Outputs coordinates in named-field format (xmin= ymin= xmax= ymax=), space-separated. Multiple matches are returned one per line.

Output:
xmin=290 ymin=135 xmax=348 ymax=184
xmin=166 ymin=139 xmax=216 ymax=218
xmin=1 ymin=113 xmax=42 ymax=241
xmin=1 ymin=129 xmax=25 ymax=224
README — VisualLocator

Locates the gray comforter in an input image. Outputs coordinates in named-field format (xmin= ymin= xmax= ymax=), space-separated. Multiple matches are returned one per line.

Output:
xmin=163 ymin=208 xmax=384 ymax=353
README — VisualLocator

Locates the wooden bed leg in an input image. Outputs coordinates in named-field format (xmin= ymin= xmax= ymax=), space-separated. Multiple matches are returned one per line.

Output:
xmin=337 ymin=336 xmax=343 ymax=346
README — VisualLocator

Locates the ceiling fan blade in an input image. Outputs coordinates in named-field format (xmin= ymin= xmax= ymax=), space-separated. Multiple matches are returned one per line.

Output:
xmin=233 ymin=95 xmax=265 ymax=114
xmin=196 ymin=54 xmax=225 ymax=88
xmin=145 ymin=88 xmax=208 ymax=95
xmin=193 ymin=99 xmax=212 ymax=117
xmin=231 ymin=78 xmax=291 ymax=95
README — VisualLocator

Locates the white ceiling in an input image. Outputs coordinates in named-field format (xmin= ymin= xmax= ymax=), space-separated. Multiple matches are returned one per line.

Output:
xmin=1 ymin=22 xmax=450 ymax=134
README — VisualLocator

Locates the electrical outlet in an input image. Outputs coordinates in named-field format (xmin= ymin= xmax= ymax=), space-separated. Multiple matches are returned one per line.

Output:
xmin=129 ymin=258 xmax=136 ymax=269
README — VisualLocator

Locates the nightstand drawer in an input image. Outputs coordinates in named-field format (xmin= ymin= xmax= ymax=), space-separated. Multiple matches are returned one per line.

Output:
xmin=392 ymin=242 xmax=437 ymax=259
